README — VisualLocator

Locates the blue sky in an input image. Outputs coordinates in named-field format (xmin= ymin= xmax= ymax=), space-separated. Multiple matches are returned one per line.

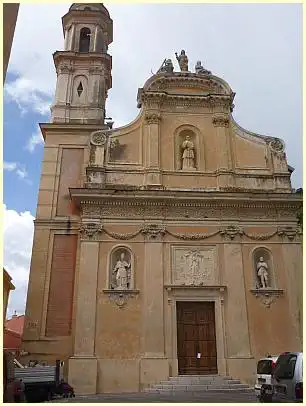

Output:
xmin=3 ymin=3 xmax=302 ymax=317
xmin=4 ymin=72 xmax=45 ymax=215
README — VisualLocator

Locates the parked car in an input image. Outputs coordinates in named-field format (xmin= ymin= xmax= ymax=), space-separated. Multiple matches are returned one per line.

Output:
xmin=271 ymin=352 xmax=303 ymax=402
xmin=255 ymin=355 xmax=278 ymax=400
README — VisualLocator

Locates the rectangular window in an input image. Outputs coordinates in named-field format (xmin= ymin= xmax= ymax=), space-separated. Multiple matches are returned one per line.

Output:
xmin=274 ymin=354 xmax=297 ymax=380
xmin=257 ymin=360 xmax=273 ymax=375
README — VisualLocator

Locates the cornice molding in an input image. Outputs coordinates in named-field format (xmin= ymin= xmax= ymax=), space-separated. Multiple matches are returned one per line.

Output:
xmin=139 ymin=72 xmax=234 ymax=100
xmin=70 ymin=188 xmax=302 ymax=210
xmin=79 ymin=199 xmax=300 ymax=209
xmin=165 ymin=285 xmax=226 ymax=292
xmin=139 ymin=91 xmax=233 ymax=109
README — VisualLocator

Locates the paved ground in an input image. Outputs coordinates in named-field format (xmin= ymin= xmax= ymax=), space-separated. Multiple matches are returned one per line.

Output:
xmin=52 ymin=391 xmax=259 ymax=403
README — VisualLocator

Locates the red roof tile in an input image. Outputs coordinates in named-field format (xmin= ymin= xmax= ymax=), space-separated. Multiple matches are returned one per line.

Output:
xmin=5 ymin=315 xmax=25 ymax=335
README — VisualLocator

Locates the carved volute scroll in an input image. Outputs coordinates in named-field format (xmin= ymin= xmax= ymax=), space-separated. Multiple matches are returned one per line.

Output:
xmin=145 ymin=112 xmax=161 ymax=125
xmin=212 ymin=114 xmax=230 ymax=128
xmin=87 ymin=130 xmax=109 ymax=187
xmin=109 ymin=246 xmax=133 ymax=290
xmin=79 ymin=220 xmax=103 ymax=241
xmin=89 ymin=130 xmax=108 ymax=167
xmin=267 ymin=138 xmax=285 ymax=155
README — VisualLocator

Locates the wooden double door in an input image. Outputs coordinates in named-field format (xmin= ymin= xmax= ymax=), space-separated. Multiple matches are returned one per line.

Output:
xmin=176 ymin=301 xmax=217 ymax=375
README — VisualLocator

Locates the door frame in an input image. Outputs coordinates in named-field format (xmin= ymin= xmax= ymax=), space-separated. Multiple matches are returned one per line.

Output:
xmin=168 ymin=291 xmax=227 ymax=377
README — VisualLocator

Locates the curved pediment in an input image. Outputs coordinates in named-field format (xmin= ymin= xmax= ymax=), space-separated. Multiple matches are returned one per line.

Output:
xmin=137 ymin=72 xmax=234 ymax=108
xmin=231 ymin=116 xmax=286 ymax=152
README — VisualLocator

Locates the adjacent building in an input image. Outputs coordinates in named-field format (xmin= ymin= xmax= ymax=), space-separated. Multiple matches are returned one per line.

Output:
xmin=22 ymin=3 xmax=302 ymax=395
xmin=3 ymin=3 xmax=19 ymax=82
xmin=3 ymin=268 xmax=15 ymax=322
xmin=4 ymin=313 xmax=25 ymax=354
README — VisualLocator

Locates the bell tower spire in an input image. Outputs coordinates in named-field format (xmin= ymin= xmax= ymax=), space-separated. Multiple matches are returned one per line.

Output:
xmin=51 ymin=3 xmax=113 ymax=124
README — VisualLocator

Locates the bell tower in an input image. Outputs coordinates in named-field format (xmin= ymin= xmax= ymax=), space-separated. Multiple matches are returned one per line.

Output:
xmin=51 ymin=3 xmax=113 ymax=124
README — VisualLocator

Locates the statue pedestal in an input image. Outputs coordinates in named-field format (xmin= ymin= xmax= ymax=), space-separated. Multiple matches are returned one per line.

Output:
xmin=68 ymin=356 xmax=98 ymax=395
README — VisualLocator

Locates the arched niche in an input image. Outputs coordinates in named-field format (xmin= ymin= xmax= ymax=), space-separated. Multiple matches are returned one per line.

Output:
xmin=108 ymin=246 xmax=134 ymax=290
xmin=174 ymin=125 xmax=202 ymax=171
xmin=252 ymin=247 xmax=275 ymax=289
xmin=71 ymin=75 xmax=88 ymax=105
xmin=79 ymin=27 xmax=91 ymax=52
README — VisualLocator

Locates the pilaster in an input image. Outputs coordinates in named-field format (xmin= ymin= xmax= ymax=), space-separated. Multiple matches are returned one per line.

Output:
xmin=281 ymin=243 xmax=303 ymax=349
xmin=212 ymin=113 xmax=234 ymax=189
xmin=140 ymin=224 xmax=169 ymax=387
xmin=68 ymin=221 xmax=101 ymax=394
xmin=223 ymin=243 xmax=252 ymax=358
xmin=144 ymin=112 xmax=162 ymax=186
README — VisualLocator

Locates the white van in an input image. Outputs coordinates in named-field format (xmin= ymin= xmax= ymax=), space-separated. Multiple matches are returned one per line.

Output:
xmin=272 ymin=352 xmax=303 ymax=402
xmin=255 ymin=356 xmax=278 ymax=399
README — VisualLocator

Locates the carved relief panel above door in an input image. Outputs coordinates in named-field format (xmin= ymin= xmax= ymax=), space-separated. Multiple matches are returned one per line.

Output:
xmin=171 ymin=246 xmax=218 ymax=286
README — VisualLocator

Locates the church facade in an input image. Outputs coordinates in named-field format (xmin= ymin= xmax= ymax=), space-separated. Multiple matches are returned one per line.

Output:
xmin=22 ymin=3 xmax=302 ymax=395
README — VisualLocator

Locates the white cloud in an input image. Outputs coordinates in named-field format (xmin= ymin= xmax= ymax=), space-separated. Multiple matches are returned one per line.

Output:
xmin=3 ymin=205 xmax=35 ymax=317
xmin=5 ymin=77 xmax=51 ymax=116
xmin=4 ymin=162 xmax=17 ymax=171
xmin=25 ymin=126 xmax=44 ymax=153
xmin=4 ymin=161 xmax=32 ymax=184
xmin=16 ymin=168 xmax=28 ymax=180
xmin=4 ymin=4 xmax=67 ymax=116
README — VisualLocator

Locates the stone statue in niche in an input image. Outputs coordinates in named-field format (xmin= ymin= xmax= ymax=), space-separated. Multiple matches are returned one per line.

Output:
xmin=181 ymin=135 xmax=196 ymax=170
xmin=257 ymin=257 xmax=269 ymax=289
xmin=111 ymin=251 xmax=131 ymax=290
xmin=175 ymin=50 xmax=188 ymax=72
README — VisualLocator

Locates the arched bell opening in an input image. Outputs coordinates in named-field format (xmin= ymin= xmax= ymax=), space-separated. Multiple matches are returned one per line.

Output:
xmin=79 ymin=27 xmax=91 ymax=52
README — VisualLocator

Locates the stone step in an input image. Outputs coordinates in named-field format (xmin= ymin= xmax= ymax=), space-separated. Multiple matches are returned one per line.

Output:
xmin=147 ymin=384 xmax=251 ymax=391
xmin=169 ymin=375 xmax=231 ymax=380
xmin=144 ymin=387 xmax=254 ymax=394
xmin=164 ymin=379 xmax=241 ymax=385
xmin=168 ymin=377 xmax=233 ymax=383
xmin=142 ymin=374 xmax=253 ymax=394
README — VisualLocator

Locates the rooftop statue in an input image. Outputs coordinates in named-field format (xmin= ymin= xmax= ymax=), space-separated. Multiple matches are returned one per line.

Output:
xmin=175 ymin=50 xmax=188 ymax=72
xmin=157 ymin=58 xmax=174 ymax=74
xmin=195 ymin=60 xmax=211 ymax=75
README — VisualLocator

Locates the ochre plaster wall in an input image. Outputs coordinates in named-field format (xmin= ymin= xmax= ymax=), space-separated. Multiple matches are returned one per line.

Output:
xmin=243 ymin=243 xmax=302 ymax=359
